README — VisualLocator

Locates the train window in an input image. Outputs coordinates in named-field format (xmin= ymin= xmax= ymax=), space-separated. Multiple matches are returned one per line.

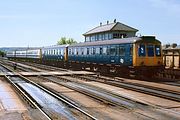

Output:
xmin=138 ymin=44 xmax=146 ymax=57
xmin=74 ymin=48 xmax=77 ymax=55
xmin=56 ymin=49 xmax=58 ymax=55
xmin=130 ymin=46 xmax=133 ymax=55
xmin=61 ymin=49 xmax=64 ymax=55
xmin=119 ymin=46 xmax=125 ymax=56
xmin=110 ymin=46 xmax=116 ymax=55
xmin=69 ymin=49 xmax=71 ymax=55
xmin=147 ymin=45 xmax=154 ymax=57
xmin=87 ymin=48 xmax=90 ymax=55
xmin=93 ymin=48 xmax=96 ymax=55
xmin=100 ymin=47 xmax=103 ymax=55
xmin=58 ymin=49 xmax=61 ymax=55
xmin=72 ymin=48 xmax=74 ymax=55
xmin=51 ymin=50 xmax=53 ymax=55
xmin=81 ymin=48 xmax=84 ymax=55
xmin=155 ymin=45 xmax=161 ymax=56
xmin=103 ymin=47 xmax=107 ymax=55
xmin=96 ymin=47 xmax=100 ymax=54
xmin=84 ymin=48 xmax=87 ymax=55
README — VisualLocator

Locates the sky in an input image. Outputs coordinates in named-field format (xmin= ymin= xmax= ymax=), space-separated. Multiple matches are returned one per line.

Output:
xmin=0 ymin=0 xmax=180 ymax=47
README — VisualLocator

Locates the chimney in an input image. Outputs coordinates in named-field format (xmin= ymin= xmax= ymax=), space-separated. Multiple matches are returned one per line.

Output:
xmin=171 ymin=43 xmax=177 ymax=48
xmin=165 ymin=44 xmax=170 ymax=48
xmin=100 ymin=22 xmax=102 ymax=26
xmin=114 ymin=19 xmax=116 ymax=23
xmin=107 ymin=20 xmax=109 ymax=24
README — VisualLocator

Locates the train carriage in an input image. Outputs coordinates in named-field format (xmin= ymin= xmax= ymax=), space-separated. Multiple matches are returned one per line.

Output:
xmin=41 ymin=45 xmax=69 ymax=67
xmin=6 ymin=51 xmax=16 ymax=58
xmin=68 ymin=36 xmax=163 ymax=77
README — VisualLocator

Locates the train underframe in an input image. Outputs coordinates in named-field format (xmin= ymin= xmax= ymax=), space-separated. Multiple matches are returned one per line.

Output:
xmin=8 ymin=58 xmax=163 ymax=80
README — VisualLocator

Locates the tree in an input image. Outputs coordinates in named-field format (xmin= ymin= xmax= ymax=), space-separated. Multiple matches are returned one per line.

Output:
xmin=57 ymin=37 xmax=77 ymax=45
xmin=0 ymin=51 xmax=5 ymax=57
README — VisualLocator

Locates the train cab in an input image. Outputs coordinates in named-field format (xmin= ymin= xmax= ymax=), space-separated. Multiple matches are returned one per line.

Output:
xmin=132 ymin=36 xmax=163 ymax=78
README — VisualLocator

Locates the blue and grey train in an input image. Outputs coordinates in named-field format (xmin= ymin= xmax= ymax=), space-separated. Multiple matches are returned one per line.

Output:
xmin=6 ymin=36 xmax=163 ymax=78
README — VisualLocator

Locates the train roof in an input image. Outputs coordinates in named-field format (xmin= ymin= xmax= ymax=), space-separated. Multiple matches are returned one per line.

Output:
xmin=69 ymin=36 xmax=160 ymax=47
xmin=42 ymin=44 xmax=69 ymax=49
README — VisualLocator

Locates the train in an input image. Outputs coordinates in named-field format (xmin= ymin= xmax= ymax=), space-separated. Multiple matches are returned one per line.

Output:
xmin=6 ymin=36 xmax=163 ymax=78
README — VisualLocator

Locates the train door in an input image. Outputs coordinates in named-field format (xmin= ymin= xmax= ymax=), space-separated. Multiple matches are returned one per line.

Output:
xmin=118 ymin=45 xmax=126 ymax=65
xmin=109 ymin=45 xmax=118 ymax=64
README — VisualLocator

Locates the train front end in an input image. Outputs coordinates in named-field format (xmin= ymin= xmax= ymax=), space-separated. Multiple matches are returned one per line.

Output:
xmin=132 ymin=36 xmax=163 ymax=78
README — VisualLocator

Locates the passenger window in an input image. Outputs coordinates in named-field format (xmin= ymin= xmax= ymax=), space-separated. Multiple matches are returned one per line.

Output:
xmin=72 ymin=48 xmax=74 ymax=55
xmin=76 ymin=48 xmax=79 ymax=55
xmin=93 ymin=48 xmax=96 ymax=55
xmin=69 ymin=49 xmax=71 ymax=55
xmin=100 ymin=47 xmax=103 ymax=55
xmin=103 ymin=47 xmax=107 ymax=55
xmin=138 ymin=44 xmax=146 ymax=57
xmin=155 ymin=45 xmax=161 ymax=56
xmin=81 ymin=48 xmax=84 ymax=55
xmin=119 ymin=46 xmax=125 ymax=56
xmin=96 ymin=48 xmax=100 ymax=54
xmin=147 ymin=45 xmax=154 ymax=57
xmin=87 ymin=48 xmax=90 ymax=55
xmin=84 ymin=48 xmax=87 ymax=55
xmin=110 ymin=46 xmax=116 ymax=55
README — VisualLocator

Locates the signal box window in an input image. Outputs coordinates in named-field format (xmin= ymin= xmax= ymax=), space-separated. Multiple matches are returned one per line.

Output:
xmin=155 ymin=45 xmax=161 ymax=56
xmin=147 ymin=45 xmax=154 ymax=57
xmin=138 ymin=44 xmax=146 ymax=57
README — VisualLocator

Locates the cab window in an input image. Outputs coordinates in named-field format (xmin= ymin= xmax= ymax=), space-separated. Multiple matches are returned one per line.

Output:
xmin=155 ymin=45 xmax=161 ymax=56
xmin=138 ymin=44 xmax=146 ymax=56
xmin=130 ymin=46 xmax=133 ymax=56
xmin=147 ymin=45 xmax=154 ymax=57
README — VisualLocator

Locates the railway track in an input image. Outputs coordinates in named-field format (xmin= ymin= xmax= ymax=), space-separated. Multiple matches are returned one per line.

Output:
xmin=77 ymin=75 xmax=180 ymax=102
xmin=37 ymin=76 xmax=180 ymax=120
xmin=3 ymin=59 xmax=180 ymax=102
xmin=0 ymin=63 xmax=97 ymax=120
xmin=1 ymin=59 xmax=180 ymax=119
xmin=162 ymin=81 xmax=180 ymax=87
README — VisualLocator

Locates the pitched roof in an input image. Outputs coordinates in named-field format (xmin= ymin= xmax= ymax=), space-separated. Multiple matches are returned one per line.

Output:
xmin=83 ymin=22 xmax=138 ymax=36
xmin=163 ymin=45 xmax=180 ymax=50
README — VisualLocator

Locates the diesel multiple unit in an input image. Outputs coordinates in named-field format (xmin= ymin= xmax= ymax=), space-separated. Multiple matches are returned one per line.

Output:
xmin=6 ymin=21 xmax=163 ymax=78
